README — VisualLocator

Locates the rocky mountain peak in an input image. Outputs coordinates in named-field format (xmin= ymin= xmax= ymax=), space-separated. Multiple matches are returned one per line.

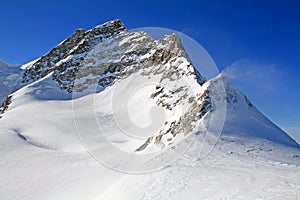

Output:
xmin=21 ymin=20 xmax=205 ymax=93
xmin=92 ymin=19 xmax=126 ymax=34
xmin=161 ymin=34 xmax=188 ymax=58
xmin=15 ymin=20 xmax=212 ymax=151
xmin=22 ymin=20 xmax=127 ymax=83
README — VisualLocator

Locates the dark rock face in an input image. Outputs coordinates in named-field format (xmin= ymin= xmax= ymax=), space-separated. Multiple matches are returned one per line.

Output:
xmin=22 ymin=20 xmax=126 ymax=84
xmin=139 ymin=87 xmax=212 ymax=150
xmin=22 ymin=29 xmax=86 ymax=83
xmin=0 ymin=95 xmax=12 ymax=116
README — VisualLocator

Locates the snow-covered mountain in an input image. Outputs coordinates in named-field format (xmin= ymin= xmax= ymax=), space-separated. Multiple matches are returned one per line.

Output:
xmin=0 ymin=20 xmax=299 ymax=200
xmin=0 ymin=60 xmax=23 ymax=103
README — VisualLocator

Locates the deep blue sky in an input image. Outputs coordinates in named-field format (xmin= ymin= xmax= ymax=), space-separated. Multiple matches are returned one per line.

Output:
xmin=0 ymin=0 xmax=299 ymax=140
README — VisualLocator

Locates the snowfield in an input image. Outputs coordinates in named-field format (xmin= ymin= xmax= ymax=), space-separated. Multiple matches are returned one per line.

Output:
xmin=0 ymin=20 xmax=299 ymax=200
xmin=0 ymin=71 xmax=299 ymax=200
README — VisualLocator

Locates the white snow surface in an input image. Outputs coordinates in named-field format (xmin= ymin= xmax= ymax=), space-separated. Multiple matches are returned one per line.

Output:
xmin=0 ymin=72 xmax=299 ymax=200
xmin=0 ymin=21 xmax=299 ymax=199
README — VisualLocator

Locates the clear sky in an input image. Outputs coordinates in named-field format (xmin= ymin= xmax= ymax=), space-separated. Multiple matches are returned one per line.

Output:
xmin=0 ymin=0 xmax=299 ymax=140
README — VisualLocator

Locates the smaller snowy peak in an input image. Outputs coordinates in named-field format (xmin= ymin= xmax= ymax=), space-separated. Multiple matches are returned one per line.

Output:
xmin=0 ymin=59 xmax=19 ymax=68
xmin=0 ymin=60 xmax=23 ymax=103
xmin=208 ymin=75 xmax=253 ymax=110
xmin=0 ymin=60 xmax=8 ymax=67
xmin=207 ymin=75 xmax=299 ymax=148
xmin=0 ymin=60 xmax=11 ymax=68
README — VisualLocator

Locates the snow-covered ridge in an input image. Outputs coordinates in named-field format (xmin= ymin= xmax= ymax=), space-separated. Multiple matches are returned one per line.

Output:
xmin=0 ymin=20 xmax=299 ymax=200
xmin=2 ymin=20 xmax=298 ymax=150
xmin=210 ymin=75 xmax=299 ymax=147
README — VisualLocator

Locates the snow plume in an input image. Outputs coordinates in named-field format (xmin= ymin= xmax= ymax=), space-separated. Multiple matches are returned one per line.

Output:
xmin=221 ymin=58 xmax=283 ymax=96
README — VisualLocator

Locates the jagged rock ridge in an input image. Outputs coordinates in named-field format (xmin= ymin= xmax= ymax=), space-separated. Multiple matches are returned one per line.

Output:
xmin=22 ymin=20 xmax=205 ymax=93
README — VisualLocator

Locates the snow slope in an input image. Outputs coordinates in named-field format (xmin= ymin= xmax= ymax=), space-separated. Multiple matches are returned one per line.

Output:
xmin=214 ymin=76 xmax=298 ymax=147
xmin=0 ymin=75 xmax=299 ymax=200
xmin=0 ymin=20 xmax=299 ymax=200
